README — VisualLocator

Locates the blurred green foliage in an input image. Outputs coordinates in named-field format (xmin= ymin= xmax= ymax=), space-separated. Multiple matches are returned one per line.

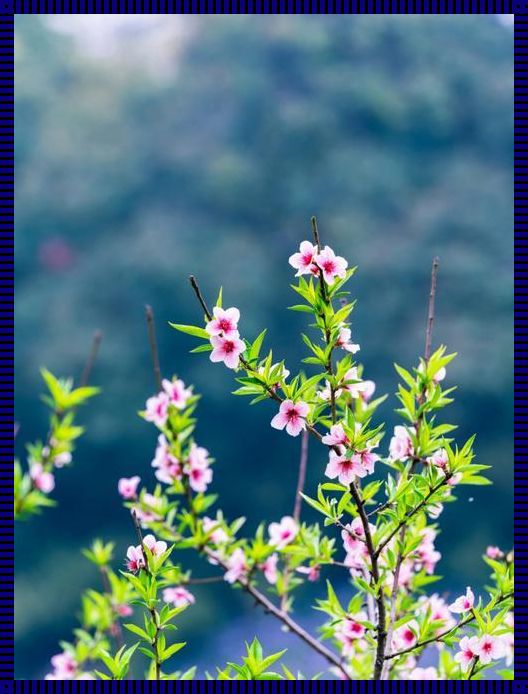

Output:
xmin=15 ymin=15 xmax=511 ymax=679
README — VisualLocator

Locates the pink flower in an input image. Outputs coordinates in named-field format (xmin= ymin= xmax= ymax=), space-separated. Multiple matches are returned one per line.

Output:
xmin=315 ymin=245 xmax=348 ymax=285
xmin=30 ymin=463 xmax=55 ymax=494
xmin=188 ymin=466 xmax=213 ymax=493
xmin=434 ymin=367 xmax=446 ymax=383
xmin=427 ymin=503 xmax=444 ymax=520
xmin=427 ymin=448 xmax=449 ymax=470
xmin=393 ymin=621 xmax=419 ymax=651
xmin=270 ymin=400 xmax=309 ymax=437
xmin=325 ymin=450 xmax=361 ymax=486
xmin=476 ymin=634 xmax=504 ymax=664
xmin=448 ymin=473 xmax=462 ymax=486
xmin=262 ymin=553 xmax=279 ymax=584
xmin=418 ymin=594 xmax=455 ymax=634
xmin=296 ymin=564 xmax=320 ymax=581
xmin=360 ymin=380 xmax=376 ymax=403
xmin=336 ymin=327 xmax=360 ymax=354
xmin=115 ymin=603 xmax=133 ymax=617
xmin=268 ymin=516 xmax=298 ymax=549
xmin=206 ymin=306 xmax=241 ymax=338
xmin=126 ymin=545 xmax=145 ymax=572
xmin=162 ymin=378 xmax=192 ymax=409
xmin=322 ymin=423 xmax=349 ymax=448
xmin=186 ymin=442 xmax=212 ymax=493
xmin=134 ymin=493 xmax=163 ymax=524
xmin=162 ymin=586 xmax=195 ymax=607
xmin=202 ymin=516 xmax=229 ymax=545
xmin=145 ymin=392 xmax=170 ymax=427
xmin=342 ymin=367 xmax=367 ymax=399
xmin=47 ymin=652 xmax=77 ymax=680
xmin=413 ymin=528 xmax=441 ymax=574
xmin=210 ymin=334 xmax=246 ymax=369
xmin=454 ymin=636 xmax=480 ymax=671
xmin=486 ymin=546 xmax=504 ymax=559
xmin=408 ymin=667 xmax=438 ymax=680
xmin=343 ymin=516 xmax=376 ymax=545
xmin=118 ymin=476 xmax=141 ymax=500
xmin=53 ymin=451 xmax=72 ymax=468
xmin=344 ymin=544 xmax=369 ymax=572
xmin=355 ymin=449 xmax=378 ymax=475
xmin=224 ymin=548 xmax=248 ymax=584
xmin=143 ymin=534 xmax=168 ymax=557
xmin=152 ymin=437 xmax=182 ymax=485
xmin=288 ymin=240 xmax=318 ymax=276
xmin=389 ymin=425 xmax=415 ymax=461
xmin=335 ymin=613 xmax=367 ymax=655
xmin=449 ymin=587 xmax=475 ymax=614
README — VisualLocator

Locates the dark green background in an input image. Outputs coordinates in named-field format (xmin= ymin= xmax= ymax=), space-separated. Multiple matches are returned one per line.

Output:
xmin=15 ymin=15 xmax=512 ymax=679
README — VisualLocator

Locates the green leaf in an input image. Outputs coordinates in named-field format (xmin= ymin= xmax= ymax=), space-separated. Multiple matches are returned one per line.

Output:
xmin=169 ymin=323 xmax=210 ymax=339
xmin=124 ymin=623 xmax=150 ymax=641
xmin=160 ymin=641 xmax=186 ymax=662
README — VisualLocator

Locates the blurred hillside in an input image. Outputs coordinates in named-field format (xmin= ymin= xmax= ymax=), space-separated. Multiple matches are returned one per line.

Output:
xmin=15 ymin=15 xmax=512 ymax=679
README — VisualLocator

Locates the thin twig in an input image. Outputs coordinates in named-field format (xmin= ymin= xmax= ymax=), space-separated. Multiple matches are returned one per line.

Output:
xmin=468 ymin=656 xmax=480 ymax=680
xmin=189 ymin=275 xmax=213 ymax=322
xmin=79 ymin=330 xmax=103 ymax=387
xmin=14 ymin=422 xmax=19 ymax=439
xmin=184 ymin=575 xmax=225 ymax=586
xmin=293 ymin=429 xmax=309 ymax=524
xmin=424 ymin=257 xmax=439 ymax=363
xmin=145 ymin=306 xmax=162 ymax=391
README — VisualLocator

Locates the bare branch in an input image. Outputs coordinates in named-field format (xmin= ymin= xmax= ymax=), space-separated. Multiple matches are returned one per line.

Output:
xmin=79 ymin=330 xmax=103 ymax=387
xmin=145 ymin=306 xmax=162 ymax=391
xmin=424 ymin=257 xmax=439 ymax=363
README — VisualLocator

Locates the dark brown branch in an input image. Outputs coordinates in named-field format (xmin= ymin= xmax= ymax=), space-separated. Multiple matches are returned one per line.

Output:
xmin=145 ymin=306 xmax=162 ymax=391
xmin=189 ymin=275 xmax=213 ymax=322
xmin=310 ymin=215 xmax=322 ymax=252
xmin=184 ymin=575 xmax=225 ymax=586
xmin=79 ymin=330 xmax=103 ymax=387
xmin=349 ymin=481 xmax=386 ymax=680
xmin=424 ymin=257 xmax=439 ymax=363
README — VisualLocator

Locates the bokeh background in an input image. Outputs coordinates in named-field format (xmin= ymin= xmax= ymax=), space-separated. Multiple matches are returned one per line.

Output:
xmin=15 ymin=15 xmax=512 ymax=680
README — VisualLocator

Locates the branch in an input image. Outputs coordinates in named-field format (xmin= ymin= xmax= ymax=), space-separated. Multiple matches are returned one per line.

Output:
xmin=349 ymin=481 xmax=386 ymax=680
xmin=79 ymin=330 xmax=103 ymax=387
xmin=380 ymin=527 xmax=405 ymax=679
xmin=145 ymin=306 xmax=162 ymax=391
xmin=189 ymin=275 xmax=213 ymax=322
xmin=424 ymin=257 xmax=439 ymax=363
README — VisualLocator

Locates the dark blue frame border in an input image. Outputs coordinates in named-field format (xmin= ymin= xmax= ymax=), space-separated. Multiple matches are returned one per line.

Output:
xmin=7 ymin=4 xmax=519 ymax=690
